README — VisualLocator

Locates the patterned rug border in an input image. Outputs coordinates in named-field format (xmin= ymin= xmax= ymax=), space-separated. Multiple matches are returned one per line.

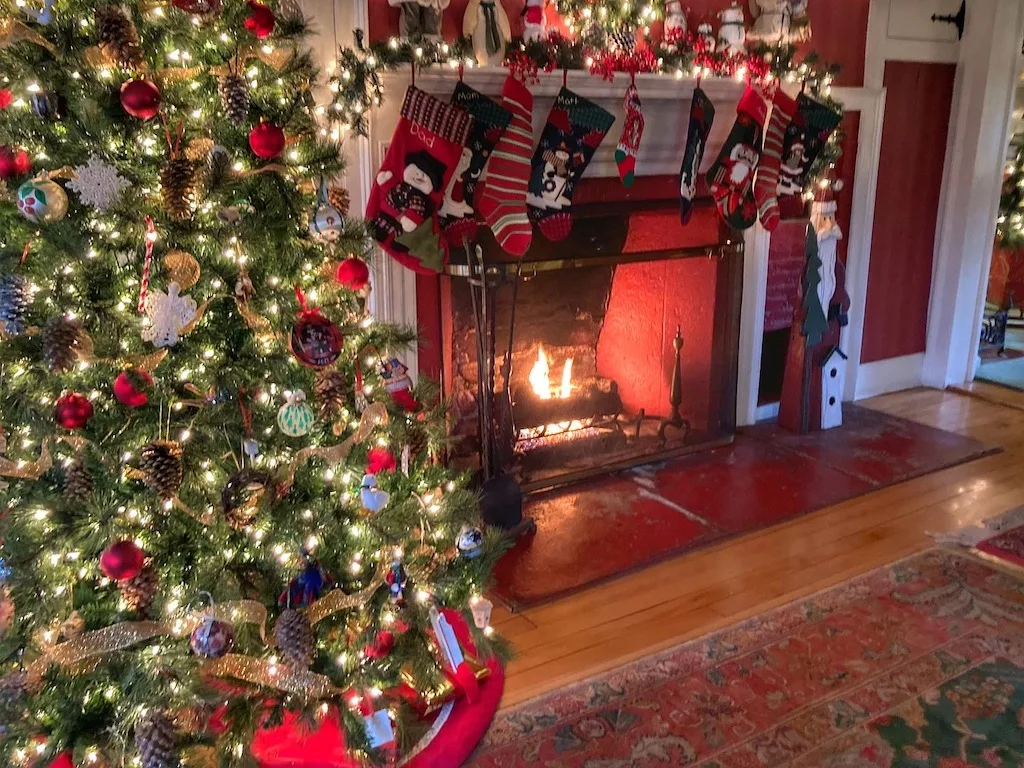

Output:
xmin=483 ymin=546 xmax=1024 ymax=751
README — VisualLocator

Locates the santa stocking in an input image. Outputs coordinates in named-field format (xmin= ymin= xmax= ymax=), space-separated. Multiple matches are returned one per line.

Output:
xmin=679 ymin=86 xmax=715 ymax=225
xmin=615 ymin=83 xmax=644 ymax=187
xmin=707 ymin=85 xmax=767 ymax=230
xmin=366 ymin=86 xmax=473 ymax=274
xmin=753 ymin=88 xmax=796 ymax=232
xmin=441 ymin=82 xmax=512 ymax=248
xmin=476 ymin=74 xmax=534 ymax=257
xmin=777 ymin=92 xmax=842 ymax=219
xmin=527 ymin=87 xmax=615 ymax=242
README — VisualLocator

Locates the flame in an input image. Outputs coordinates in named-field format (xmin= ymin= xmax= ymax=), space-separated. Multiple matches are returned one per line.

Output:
xmin=528 ymin=346 xmax=572 ymax=400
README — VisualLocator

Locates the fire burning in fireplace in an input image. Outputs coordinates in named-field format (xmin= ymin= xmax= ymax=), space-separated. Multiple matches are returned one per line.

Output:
xmin=528 ymin=346 xmax=573 ymax=401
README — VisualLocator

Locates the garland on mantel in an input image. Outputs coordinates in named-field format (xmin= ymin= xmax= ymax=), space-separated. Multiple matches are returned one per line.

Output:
xmin=327 ymin=30 xmax=844 ymax=199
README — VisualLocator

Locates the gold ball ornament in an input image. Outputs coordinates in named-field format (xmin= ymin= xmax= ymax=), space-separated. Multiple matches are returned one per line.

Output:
xmin=163 ymin=250 xmax=201 ymax=290
xmin=17 ymin=177 xmax=68 ymax=224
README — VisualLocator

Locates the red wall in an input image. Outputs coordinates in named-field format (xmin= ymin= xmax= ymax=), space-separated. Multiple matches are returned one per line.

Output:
xmin=860 ymin=62 xmax=956 ymax=364
xmin=368 ymin=0 xmax=869 ymax=87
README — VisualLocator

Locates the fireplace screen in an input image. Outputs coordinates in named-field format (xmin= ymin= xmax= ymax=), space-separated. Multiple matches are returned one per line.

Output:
xmin=443 ymin=238 xmax=743 ymax=493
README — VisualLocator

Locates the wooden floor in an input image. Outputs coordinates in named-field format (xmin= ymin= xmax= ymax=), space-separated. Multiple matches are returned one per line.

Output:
xmin=493 ymin=386 xmax=1024 ymax=708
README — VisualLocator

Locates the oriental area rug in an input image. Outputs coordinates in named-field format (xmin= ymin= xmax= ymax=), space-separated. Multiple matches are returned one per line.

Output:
xmin=469 ymin=549 xmax=1024 ymax=767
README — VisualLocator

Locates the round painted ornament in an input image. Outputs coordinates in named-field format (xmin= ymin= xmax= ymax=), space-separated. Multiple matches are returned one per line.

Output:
xmin=100 ymin=540 xmax=145 ymax=581
xmin=17 ymin=177 xmax=68 ymax=224
xmin=248 ymin=121 xmax=285 ymax=159
xmin=289 ymin=308 xmax=343 ymax=369
xmin=55 ymin=392 xmax=94 ymax=430
xmin=190 ymin=616 xmax=234 ymax=658
xmin=277 ymin=390 xmax=315 ymax=437
xmin=120 ymin=78 xmax=161 ymax=120
xmin=456 ymin=525 xmax=485 ymax=558
xmin=335 ymin=256 xmax=369 ymax=291
xmin=309 ymin=180 xmax=344 ymax=243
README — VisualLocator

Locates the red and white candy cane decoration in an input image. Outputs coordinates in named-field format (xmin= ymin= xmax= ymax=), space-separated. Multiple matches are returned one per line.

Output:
xmin=137 ymin=215 xmax=157 ymax=313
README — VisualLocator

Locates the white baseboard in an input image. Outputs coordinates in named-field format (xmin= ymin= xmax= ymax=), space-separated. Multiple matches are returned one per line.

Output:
xmin=754 ymin=402 xmax=780 ymax=422
xmin=854 ymin=352 xmax=926 ymax=400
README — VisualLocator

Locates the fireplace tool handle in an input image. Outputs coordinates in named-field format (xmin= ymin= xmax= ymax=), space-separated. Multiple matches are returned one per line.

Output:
xmin=465 ymin=240 xmax=490 ymax=478
xmin=658 ymin=326 xmax=692 ymax=445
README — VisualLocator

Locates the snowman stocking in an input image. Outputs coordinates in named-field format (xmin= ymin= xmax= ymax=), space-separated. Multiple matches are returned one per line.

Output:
xmin=441 ymin=82 xmax=512 ymax=248
xmin=679 ymin=86 xmax=715 ymax=224
xmin=526 ymin=87 xmax=615 ymax=242
xmin=777 ymin=92 xmax=842 ymax=219
xmin=366 ymin=86 xmax=473 ymax=274
xmin=707 ymin=85 xmax=767 ymax=230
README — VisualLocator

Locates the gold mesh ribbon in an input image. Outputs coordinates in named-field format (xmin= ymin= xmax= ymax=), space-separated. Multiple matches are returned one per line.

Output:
xmin=235 ymin=297 xmax=277 ymax=341
xmin=306 ymin=563 xmax=387 ymax=626
xmin=201 ymin=654 xmax=342 ymax=698
xmin=0 ymin=17 xmax=57 ymax=55
xmin=73 ymin=327 xmax=168 ymax=371
xmin=26 ymin=620 xmax=167 ymax=679
xmin=279 ymin=402 xmax=389 ymax=491
xmin=0 ymin=435 xmax=87 ymax=480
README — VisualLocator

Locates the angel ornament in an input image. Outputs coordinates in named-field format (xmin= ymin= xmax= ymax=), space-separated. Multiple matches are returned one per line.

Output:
xmin=464 ymin=0 xmax=511 ymax=67
xmin=142 ymin=282 xmax=197 ymax=348
xmin=747 ymin=0 xmax=810 ymax=44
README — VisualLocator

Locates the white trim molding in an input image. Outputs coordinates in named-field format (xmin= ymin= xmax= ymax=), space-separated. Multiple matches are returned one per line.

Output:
xmin=737 ymin=223 xmax=771 ymax=427
xmin=855 ymin=352 xmax=925 ymax=400
xmin=922 ymin=0 xmax=1024 ymax=390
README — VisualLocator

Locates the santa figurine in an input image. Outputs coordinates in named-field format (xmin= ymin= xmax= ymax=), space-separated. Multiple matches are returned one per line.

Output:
xmin=370 ymin=150 xmax=446 ymax=241
xmin=522 ymin=0 xmax=546 ymax=42
xmin=464 ymin=0 xmax=511 ymax=66
xmin=663 ymin=0 xmax=687 ymax=50
xmin=810 ymin=177 xmax=844 ymax=315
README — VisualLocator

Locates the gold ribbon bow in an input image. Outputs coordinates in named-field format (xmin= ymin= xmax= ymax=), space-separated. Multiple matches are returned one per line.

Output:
xmin=0 ymin=17 xmax=57 ymax=56
xmin=201 ymin=654 xmax=342 ymax=698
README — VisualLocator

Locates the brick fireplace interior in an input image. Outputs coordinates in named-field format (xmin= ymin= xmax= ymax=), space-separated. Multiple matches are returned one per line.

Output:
xmin=434 ymin=187 xmax=744 ymax=492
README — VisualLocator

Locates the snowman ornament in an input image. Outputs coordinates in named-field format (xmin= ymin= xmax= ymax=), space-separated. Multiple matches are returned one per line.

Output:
xmin=142 ymin=282 xmax=198 ymax=348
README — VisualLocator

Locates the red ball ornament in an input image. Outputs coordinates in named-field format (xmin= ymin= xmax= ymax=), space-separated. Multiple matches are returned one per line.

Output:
xmin=249 ymin=121 xmax=286 ymax=159
xmin=120 ymin=79 xmax=161 ymax=120
xmin=113 ymin=370 xmax=153 ymax=408
xmin=363 ymin=630 xmax=395 ymax=660
xmin=367 ymin=445 xmax=397 ymax=474
xmin=244 ymin=0 xmax=276 ymax=39
xmin=335 ymin=256 xmax=370 ymax=291
xmin=55 ymin=392 xmax=94 ymax=430
xmin=0 ymin=146 xmax=29 ymax=180
xmin=171 ymin=0 xmax=222 ymax=13
xmin=99 ymin=540 xmax=145 ymax=581
xmin=0 ymin=90 xmax=12 ymax=109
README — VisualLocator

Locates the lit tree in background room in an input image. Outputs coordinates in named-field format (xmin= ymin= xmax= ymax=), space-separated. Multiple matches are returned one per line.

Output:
xmin=0 ymin=0 xmax=508 ymax=765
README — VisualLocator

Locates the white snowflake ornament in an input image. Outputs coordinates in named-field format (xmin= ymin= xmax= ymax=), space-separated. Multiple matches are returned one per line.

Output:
xmin=142 ymin=282 xmax=197 ymax=348
xmin=67 ymin=155 xmax=129 ymax=211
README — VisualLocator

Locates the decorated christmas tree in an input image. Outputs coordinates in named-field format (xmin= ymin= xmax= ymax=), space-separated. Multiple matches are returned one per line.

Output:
xmin=0 ymin=0 xmax=507 ymax=765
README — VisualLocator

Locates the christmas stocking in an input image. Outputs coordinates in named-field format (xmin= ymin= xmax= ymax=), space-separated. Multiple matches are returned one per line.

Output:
xmin=476 ymin=74 xmax=534 ymax=257
xmin=754 ymin=88 xmax=797 ymax=232
xmin=527 ymin=87 xmax=615 ymax=242
xmin=615 ymin=83 xmax=644 ymax=187
xmin=440 ymin=81 xmax=512 ymax=248
xmin=777 ymin=92 xmax=842 ymax=219
xmin=679 ymin=86 xmax=715 ymax=225
xmin=366 ymin=86 xmax=473 ymax=274
xmin=707 ymin=85 xmax=767 ymax=230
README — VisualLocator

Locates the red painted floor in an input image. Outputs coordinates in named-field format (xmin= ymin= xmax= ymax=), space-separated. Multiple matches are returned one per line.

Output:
xmin=492 ymin=406 xmax=996 ymax=609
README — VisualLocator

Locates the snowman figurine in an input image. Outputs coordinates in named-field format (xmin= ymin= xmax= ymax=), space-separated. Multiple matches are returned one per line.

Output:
xmin=695 ymin=21 xmax=717 ymax=52
xmin=747 ymin=0 xmax=810 ymax=43
xmin=717 ymin=2 xmax=746 ymax=57
xmin=464 ymin=0 xmax=511 ymax=67
xmin=663 ymin=0 xmax=687 ymax=49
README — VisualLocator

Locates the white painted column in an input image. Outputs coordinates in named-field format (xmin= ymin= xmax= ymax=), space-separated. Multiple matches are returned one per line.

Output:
xmin=922 ymin=0 xmax=1024 ymax=389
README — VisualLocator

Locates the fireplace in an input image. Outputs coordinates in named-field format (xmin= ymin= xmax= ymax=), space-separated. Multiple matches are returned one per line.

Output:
xmin=440 ymin=198 xmax=744 ymax=493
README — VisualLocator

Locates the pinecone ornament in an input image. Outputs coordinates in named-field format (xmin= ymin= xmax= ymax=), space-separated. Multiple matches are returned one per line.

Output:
xmin=218 ymin=72 xmax=250 ymax=126
xmin=140 ymin=440 xmax=184 ymax=499
xmin=273 ymin=608 xmax=314 ymax=668
xmin=160 ymin=156 xmax=196 ymax=220
xmin=135 ymin=709 xmax=179 ymax=768
xmin=0 ymin=670 xmax=27 ymax=705
xmin=96 ymin=5 xmax=144 ymax=70
xmin=64 ymin=458 xmax=93 ymax=502
xmin=121 ymin=562 xmax=158 ymax=615
xmin=0 ymin=274 xmax=30 ymax=336
xmin=327 ymin=185 xmax=350 ymax=216
xmin=42 ymin=315 xmax=84 ymax=373
xmin=313 ymin=369 xmax=348 ymax=419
